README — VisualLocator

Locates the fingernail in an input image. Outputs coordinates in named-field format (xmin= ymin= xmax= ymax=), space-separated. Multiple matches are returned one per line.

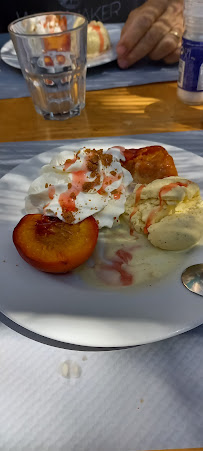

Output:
xmin=116 ymin=45 xmax=127 ymax=57
xmin=117 ymin=59 xmax=129 ymax=69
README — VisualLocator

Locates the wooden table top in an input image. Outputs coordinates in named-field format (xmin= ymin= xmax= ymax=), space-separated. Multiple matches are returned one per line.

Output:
xmin=0 ymin=82 xmax=203 ymax=451
xmin=0 ymin=82 xmax=202 ymax=142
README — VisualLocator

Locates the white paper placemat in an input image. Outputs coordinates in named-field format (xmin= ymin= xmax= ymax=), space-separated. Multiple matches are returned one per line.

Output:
xmin=0 ymin=322 xmax=203 ymax=451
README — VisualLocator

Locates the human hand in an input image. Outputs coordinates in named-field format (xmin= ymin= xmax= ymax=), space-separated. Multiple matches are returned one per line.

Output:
xmin=116 ymin=0 xmax=184 ymax=68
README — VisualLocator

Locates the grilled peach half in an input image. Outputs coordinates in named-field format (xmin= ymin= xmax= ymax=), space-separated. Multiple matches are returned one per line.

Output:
xmin=13 ymin=214 xmax=98 ymax=273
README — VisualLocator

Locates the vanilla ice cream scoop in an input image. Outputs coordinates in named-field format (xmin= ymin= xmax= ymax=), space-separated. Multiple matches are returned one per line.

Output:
xmin=125 ymin=176 xmax=203 ymax=250
xmin=73 ymin=18 xmax=110 ymax=57
xmin=25 ymin=147 xmax=132 ymax=229
xmin=87 ymin=21 xmax=110 ymax=57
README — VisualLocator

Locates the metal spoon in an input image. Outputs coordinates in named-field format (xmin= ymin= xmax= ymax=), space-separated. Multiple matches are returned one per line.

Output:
xmin=181 ymin=264 xmax=203 ymax=296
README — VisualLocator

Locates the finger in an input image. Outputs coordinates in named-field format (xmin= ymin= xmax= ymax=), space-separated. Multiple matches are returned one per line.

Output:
xmin=163 ymin=46 xmax=181 ymax=64
xmin=149 ymin=27 xmax=182 ymax=61
xmin=118 ymin=18 xmax=172 ymax=68
xmin=117 ymin=2 xmax=166 ymax=57
xmin=120 ymin=11 xmax=136 ymax=38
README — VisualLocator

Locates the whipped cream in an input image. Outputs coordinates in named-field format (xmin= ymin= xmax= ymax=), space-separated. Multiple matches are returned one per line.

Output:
xmin=25 ymin=147 xmax=132 ymax=228
xmin=24 ymin=15 xmax=64 ymax=35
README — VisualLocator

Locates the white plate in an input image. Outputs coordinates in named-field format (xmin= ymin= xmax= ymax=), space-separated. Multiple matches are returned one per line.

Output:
xmin=1 ymin=138 xmax=203 ymax=349
xmin=0 ymin=24 xmax=121 ymax=70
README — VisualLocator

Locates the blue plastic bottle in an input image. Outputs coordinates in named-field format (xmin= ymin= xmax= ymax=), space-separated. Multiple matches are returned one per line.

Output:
xmin=177 ymin=0 xmax=203 ymax=105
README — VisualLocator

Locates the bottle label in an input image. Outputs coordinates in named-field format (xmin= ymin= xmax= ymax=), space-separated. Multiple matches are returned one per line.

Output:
xmin=178 ymin=38 xmax=203 ymax=92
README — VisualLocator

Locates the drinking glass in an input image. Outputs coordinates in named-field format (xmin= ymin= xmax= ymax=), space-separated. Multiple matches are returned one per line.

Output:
xmin=9 ymin=12 xmax=87 ymax=120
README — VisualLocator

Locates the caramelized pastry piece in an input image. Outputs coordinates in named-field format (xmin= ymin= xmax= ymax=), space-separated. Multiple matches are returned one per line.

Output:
xmin=13 ymin=214 xmax=98 ymax=273
xmin=44 ymin=33 xmax=70 ymax=52
xmin=122 ymin=145 xmax=178 ymax=184
xmin=44 ymin=15 xmax=70 ymax=52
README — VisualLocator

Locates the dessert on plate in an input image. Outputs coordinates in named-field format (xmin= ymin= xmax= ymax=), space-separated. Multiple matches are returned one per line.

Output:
xmin=74 ymin=17 xmax=111 ymax=57
xmin=23 ymin=14 xmax=70 ymax=52
xmin=13 ymin=144 xmax=203 ymax=287
xmin=13 ymin=146 xmax=132 ymax=274
xmin=25 ymin=146 xmax=132 ymax=228
xmin=24 ymin=14 xmax=67 ymax=35
xmin=19 ymin=15 xmax=111 ymax=61
xmin=87 ymin=21 xmax=111 ymax=58
xmin=122 ymin=145 xmax=178 ymax=184
xmin=125 ymin=176 xmax=203 ymax=250
xmin=13 ymin=214 xmax=98 ymax=273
